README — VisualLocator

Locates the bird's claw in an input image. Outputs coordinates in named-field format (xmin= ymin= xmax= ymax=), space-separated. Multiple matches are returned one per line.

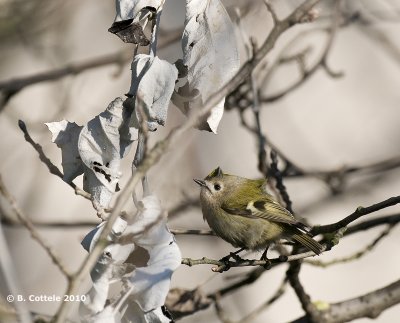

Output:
xmin=260 ymin=255 xmax=271 ymax=269
xmin=219 ymin=250 xmax=244 ymax=263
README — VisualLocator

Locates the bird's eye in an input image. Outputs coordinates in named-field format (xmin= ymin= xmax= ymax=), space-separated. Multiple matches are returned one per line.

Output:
xmin=214 ymin=183 xmax=221 ymax=191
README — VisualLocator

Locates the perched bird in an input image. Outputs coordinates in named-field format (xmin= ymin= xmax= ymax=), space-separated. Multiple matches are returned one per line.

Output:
xmin=194 ymin=167 xmax=323 ymax=259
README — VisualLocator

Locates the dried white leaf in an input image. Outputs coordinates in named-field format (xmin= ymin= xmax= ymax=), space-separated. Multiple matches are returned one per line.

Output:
xmin=80 ymin=196 xmax=180 ymax=322
xmin=129 ymin=54 xmax=178 ymax=130
xmin=122 ymin=195 xmax=181 ymax=312
xmin=78 ymin=97 xmax=137 ymax=208
xmin=45 ymin=120 xmax=83 ymax=182
xmin=173 ymin=0 xmax=240 ymax=133
xmin=80 ymin=217 xmax=135 ymax=317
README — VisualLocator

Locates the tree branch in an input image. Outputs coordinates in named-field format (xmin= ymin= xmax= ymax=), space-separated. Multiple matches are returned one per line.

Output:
xmin=0 ymin=175 xmax=72 ymax=279
xmin=287 ymin=260 xmax=323 ymax=322
xmin=18 ymin=120 xmax=91 ymax=200
xmin=312 ymin=195 xmax=400 ymax=235
xmin=292 ymin=278 xmax=400 ymax=323
xmin=0 ymin=29 xmax=181 ymax=107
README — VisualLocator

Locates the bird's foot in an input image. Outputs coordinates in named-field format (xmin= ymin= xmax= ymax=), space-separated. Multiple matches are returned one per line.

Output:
xmin=260 ymin=248 xmax=272 ymax=269
xmin=219 ymin=252 xmax=242 ymax=265
xmin=260 ymin=255 xmax=272 ymax=269
xmin=218 ymin=248 xmax=245 ymax=271
xmin=219 ymin=248 xmax=245 ymax=263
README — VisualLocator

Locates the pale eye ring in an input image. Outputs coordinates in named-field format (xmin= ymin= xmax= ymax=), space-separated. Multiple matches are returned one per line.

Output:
xmin=214 ymin=183 xmax=221 ymax=191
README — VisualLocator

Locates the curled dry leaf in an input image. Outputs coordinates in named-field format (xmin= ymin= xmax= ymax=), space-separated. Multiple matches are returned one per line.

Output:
xmin=109 ymin=0 xmax=163 ymax=45
xmin=128 ymin=54 xmax=178 ymax=131
xmin=172 ymin=0 xmax=240 ymax=133
xmin=78 ymin=97 xmax=136 ymax=209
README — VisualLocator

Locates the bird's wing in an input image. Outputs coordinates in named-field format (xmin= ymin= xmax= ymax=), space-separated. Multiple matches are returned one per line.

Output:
xmin=222 ymin=196 xmax=310 ymax=232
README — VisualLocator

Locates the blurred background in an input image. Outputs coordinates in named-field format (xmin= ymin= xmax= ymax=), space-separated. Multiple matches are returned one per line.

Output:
xmin=0 ymin=0 xmax=400 ymax=322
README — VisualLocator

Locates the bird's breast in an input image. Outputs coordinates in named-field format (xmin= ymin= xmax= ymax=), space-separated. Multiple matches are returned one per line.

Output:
xmin=202 ymin=205 xmax=282 ymax=250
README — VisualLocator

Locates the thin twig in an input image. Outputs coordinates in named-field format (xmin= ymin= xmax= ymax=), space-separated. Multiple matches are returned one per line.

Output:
xmin=263 ymin=1 xmax=279 ymax=25
xmin=237 ymin=278 xmax=287 ymax=323
xmin=306 ymin=224 xmax=396 ymax=268
xmin=168 ymin=195 xmax=200 ymax=218
xmin=270 ymin=150 xmax=294 ymax=213
xmin=18 ymin=120 xmax=91 ymax=200
xmin=0 ymin=175 xmax=72 ymax=279
xmin=181 ymin=246 xmax=325 ymax=273
xmin=260 ymin=1 xmax=342 ymax=104
xmin=312 ymin=195 xmax=400 ymax=235
xmin=345 ymin=213 xmax=400 ymax=235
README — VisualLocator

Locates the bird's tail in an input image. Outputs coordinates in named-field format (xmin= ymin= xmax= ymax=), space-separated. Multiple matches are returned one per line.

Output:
xmin=291 ymin=233 xmax=323 ymax=255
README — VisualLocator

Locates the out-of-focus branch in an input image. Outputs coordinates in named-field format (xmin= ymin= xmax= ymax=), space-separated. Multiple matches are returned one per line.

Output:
xmin=287 ymin=260 xmax=322 ymax=322
xmin=0 ymin=198 xmax=202 ymax=229
xmin=236 ymin=278 xmax=287 ymax=323
xmin=168 ymin=195 xmax=200 ymax=218
xmin=306 ymin=224 xmax=395 ymax=268
xmin=0 ymin=51 xmax=130 ymax=108
xmin=345 ymin=213 xmax=400 ymax=235
xmin=214 ymin=294 xmax=233 ymax=323
xmin=291 ymin=278 xmax=400 ymax=323
xmin=325 ymin=278 xmax=400 ymax=322
xmin=0 ymin=175 xmax=72 ymax=279
xmin=299 ymin=155 xmax=400 ymax=193
xmin=261 ymin=1 xmax=341 ymax=103
xmin=226 ymin=1 xmax=341 ymax=113
xmin=0 ymin=29 xmax=182 ymax=108
xmin=237 ymin=109 xmax=400 ymax=193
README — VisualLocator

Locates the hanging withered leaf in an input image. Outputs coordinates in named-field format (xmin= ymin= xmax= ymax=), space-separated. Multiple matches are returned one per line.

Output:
xmin=172 ymin=0 xmax=240 ymax=133
xmin=108 ymin=19 xmax=150 ymax=45
xmin=128 ymin=54 xmax=178 ymax=131
xmin=77 ymin=97 xmax=137 ymax=209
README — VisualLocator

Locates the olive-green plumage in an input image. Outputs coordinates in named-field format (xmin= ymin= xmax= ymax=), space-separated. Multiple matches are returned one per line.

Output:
xmin=194 ymin=167 xmax=323 ymax=255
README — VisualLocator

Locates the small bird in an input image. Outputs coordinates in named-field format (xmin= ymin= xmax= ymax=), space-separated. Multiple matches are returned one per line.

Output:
xmin=194 ymin=167 xmax=323 ymax=259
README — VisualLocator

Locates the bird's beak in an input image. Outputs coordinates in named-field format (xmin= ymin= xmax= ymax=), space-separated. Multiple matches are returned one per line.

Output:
xmin=193 ymin=179 xmax=207 ymax=187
